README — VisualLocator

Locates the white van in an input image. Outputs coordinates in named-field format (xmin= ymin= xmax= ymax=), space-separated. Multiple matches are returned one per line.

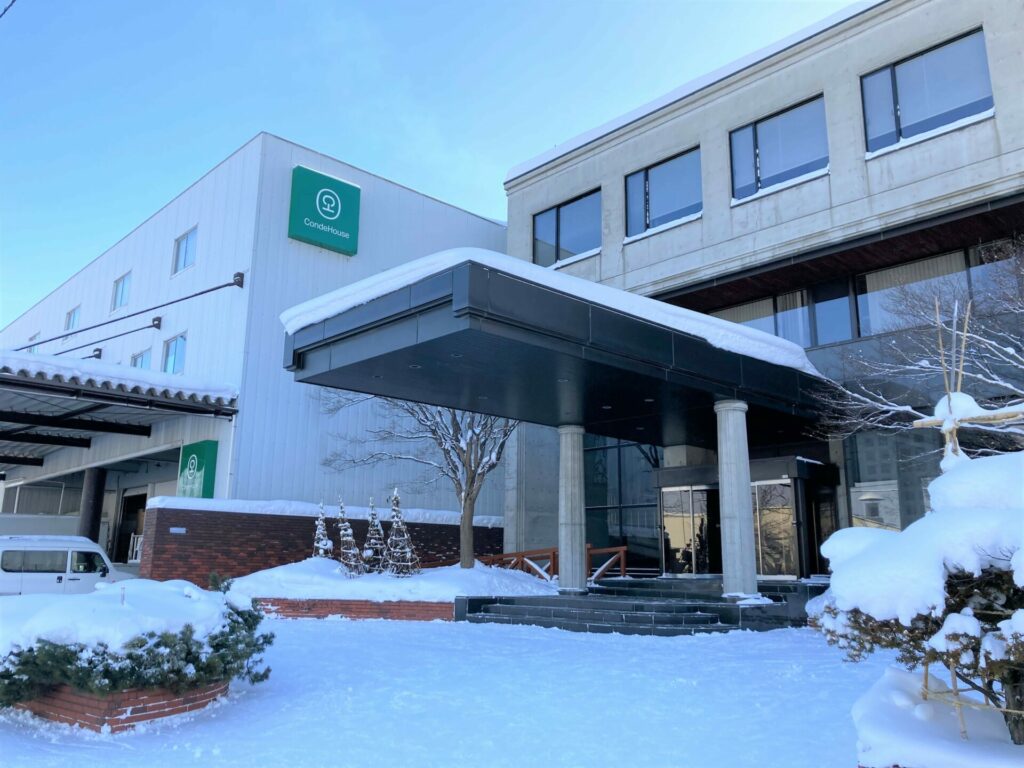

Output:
xmin=0 ymin=536 xmax=134 ymax=596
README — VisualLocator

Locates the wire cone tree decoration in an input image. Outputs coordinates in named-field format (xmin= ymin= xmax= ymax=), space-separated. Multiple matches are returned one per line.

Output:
xmin=335 ymin=499 xmax=364 ymax=577
xmin=361 ymin=498 xmax=387 ymax=574
xmin=312 ymin=502 xmax=333 ymax=558
xmin=384 ymin=487 xmax=420 ymax=577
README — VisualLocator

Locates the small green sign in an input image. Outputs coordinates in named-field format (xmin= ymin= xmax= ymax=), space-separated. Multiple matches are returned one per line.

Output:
xmin=177 ymin=440 xmax=218 ymax=498
xmin=287 ymin=166 xmax=360 ymax=255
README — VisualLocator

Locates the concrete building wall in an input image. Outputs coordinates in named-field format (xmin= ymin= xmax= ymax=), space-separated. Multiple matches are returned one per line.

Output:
xmin=504 ymin=0 xmax=1024 ymax=297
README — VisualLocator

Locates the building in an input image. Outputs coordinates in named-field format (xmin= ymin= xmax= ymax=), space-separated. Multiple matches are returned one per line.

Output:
xmin=282 ymin=0 xmax=1024 ymax=594
xmin=0 ymin=133 xmax=506 ymax=560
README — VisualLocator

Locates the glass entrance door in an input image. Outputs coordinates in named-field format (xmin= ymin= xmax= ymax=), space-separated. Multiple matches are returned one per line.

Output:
xmin=751 ymin=481 xmax=798 ymax=577
xmin=660 ymin=486 xmax=720 ymax=574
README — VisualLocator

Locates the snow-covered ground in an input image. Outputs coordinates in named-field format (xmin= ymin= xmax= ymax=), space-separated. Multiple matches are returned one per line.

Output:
xmin=227 ymin=559 xmax=559 ymax=602
xmin=0 ymin=619 xmax=891 ymax=767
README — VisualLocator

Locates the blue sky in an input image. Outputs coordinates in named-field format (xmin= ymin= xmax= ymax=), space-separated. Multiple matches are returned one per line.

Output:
xmin=0 ymin=0 xmax=851 ymax=327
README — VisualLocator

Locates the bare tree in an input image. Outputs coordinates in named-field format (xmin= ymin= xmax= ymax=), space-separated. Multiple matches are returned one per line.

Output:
xmin=321 ymin=392 xmax=517 ymax=568
xmin=814 ymin=236 xmax=1024 ymax=451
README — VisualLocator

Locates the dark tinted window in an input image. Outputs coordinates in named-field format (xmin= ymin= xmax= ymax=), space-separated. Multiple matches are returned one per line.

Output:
xmin=1 ymin=551 xmax=23 ymax=572
xmin=558 ymin=192 xmax=601 ymax=259
xmin=532 ymin=191 xmax=602 ymax=265
xmin=647 ymin=150 xmax=701 ymax=229
xmin=811 ymin=280 xmax=853 ymax=345
xmin=862 ymin=30 xmax=993 ymax=151
xmin=21 ymin=550 xmax=68 ymax=573
xmin=533 ymin=208 xmax=557 ymax=267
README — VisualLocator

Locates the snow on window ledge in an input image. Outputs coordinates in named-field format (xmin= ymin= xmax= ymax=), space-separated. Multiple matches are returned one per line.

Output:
xmin=864 ymin=108 xmax=996 ymax=161
xmin=551 ymin=247 xmax=600 ymax=270
xmin=730 ymin=167 xmax=830 ymax=208
xmin=622 ymin=212 xmax=702 ymax=246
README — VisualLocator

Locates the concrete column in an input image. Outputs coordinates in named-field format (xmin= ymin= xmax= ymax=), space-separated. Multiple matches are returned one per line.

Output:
xmin=714 ymin=400 xmax=757 ymax=596
xmin=557 ymin=424 xmax=587 ymax=594
xmin=76 ymin=467 xmax=107 ymax=543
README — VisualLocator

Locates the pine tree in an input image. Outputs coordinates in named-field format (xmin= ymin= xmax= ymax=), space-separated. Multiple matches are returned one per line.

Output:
xmin=312 ymin=502 xmax=333 ymax=558
xmin=335 ymin=498 xmax=364 ymax=577
xmin=384 ymin=487 xmax=420 ymax=577
xmin=361 ymin=497 xmax=387 ymax=573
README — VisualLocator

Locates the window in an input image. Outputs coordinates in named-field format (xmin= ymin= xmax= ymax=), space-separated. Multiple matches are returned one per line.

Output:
xmin=532 ymin=190 xmax=601 ymax=266
xmin=64 ymin=306 xmax=80 ymax=332
xmin=71 ymin=551 xmax=106 ymax=574
xmin=810 ymin=279 xmax=853 ymax=346
xmin=111 ymin=272 xmax=131 ymax=310
xmin=856 ymin=252 xmax=968 ymax=336
xmin=730 ymin=97 xmax=829 ymax=200
xmin=162 ymin=334 xmax=186 ymax=374
xmin=173 ymin=228 xmax=197 ymax=274
xmin=969 ymin=239 xmax=1023 ymax=315
xmin=130 ymin=349 xmax=151 ymax=369
xmin=625 ymin=149 xmax=702 ymax=237
xmin=3 ymin=550 xmax=68 ymax=573
xmin=712 ymin=291 xmax=811 ymax=347
xmin=862 ymin=30 xmax=993 ymax=152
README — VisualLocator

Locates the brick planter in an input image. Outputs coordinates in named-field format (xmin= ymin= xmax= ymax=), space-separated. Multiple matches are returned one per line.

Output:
xmin=15 ymin=680 xmax=229 ymax=733
xmin=256 ymin=597 xmax=454 ymax=621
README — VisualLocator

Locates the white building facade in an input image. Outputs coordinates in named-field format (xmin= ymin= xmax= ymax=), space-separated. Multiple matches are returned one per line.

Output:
xmin=0 ymin=133 xmax=507 ymax=556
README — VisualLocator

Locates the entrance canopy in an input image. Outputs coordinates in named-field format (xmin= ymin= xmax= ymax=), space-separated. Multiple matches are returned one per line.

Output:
xmin=281 ymin=249 xmax=825 ymax=446
xmin=0 ymin=350 xmax=237 ymax=472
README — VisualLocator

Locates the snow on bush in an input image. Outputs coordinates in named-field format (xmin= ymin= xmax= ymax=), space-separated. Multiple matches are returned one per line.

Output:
xmin=813 ymin=450 xmax=1024 ymax=757
xmin=0 ymin=580 xmax=273 ymax=706
xmin=228 ymin=558 xmax=559 ymax=603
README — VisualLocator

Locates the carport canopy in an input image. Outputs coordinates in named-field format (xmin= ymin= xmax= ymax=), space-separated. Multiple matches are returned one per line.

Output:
xmin=0 ymin=350 xmax=237 ymax=473
xmin=281 ymin=248 xmax=825 ymax=447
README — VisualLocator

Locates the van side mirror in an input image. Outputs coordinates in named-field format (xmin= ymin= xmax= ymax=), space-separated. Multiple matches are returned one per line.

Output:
xmin=100 ymin=565 xmax=110 ymax=578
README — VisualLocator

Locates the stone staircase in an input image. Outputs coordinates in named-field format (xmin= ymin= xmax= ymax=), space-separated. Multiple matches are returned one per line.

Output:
xmin=455 ymin=576 xmax=826 ymax=637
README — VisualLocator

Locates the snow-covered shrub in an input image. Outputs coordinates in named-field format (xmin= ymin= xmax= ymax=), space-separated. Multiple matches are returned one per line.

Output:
xmin=813 ymin=450 xmax=1024 ymax=745
xmin=0 ymin=580 xmax=273 ymax=707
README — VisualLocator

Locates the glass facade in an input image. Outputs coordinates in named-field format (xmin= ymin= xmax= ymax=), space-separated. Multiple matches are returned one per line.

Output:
xmin=708 ymin=240 xmax=1015 ymax=350
xmin=862 ymin=30 xmax=993 ymax=152
xmin=532 ymin=191 xmax=601 ymax=265
xmin=625 ymin=149 xmax=702 ymax=236
xmin=584 ymin=436 xmax=662 ymax=568
xmin=731 ymin=97 xmax=828 ymax=200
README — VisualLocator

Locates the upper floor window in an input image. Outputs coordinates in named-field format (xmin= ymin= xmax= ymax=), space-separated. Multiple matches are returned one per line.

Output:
xmin=111 ymin=272 xmax=131 ymax=311
xmin=26 ymin=332 xmax=39 ymax=354
xmin=533 ymin=190 xmax=601 ymax=267
xmin=730 ymin=96 xmax=828 ymax=200
xmin=162 ymin=333 xmax=186 ymax=375
xmin=64 ymin=306 xmax=80 ymax=332
xmin=173 ymin=228 xmax=197 ymax=274
xmin=712 ymin=290 xmax=811 ymax=347
xmin=862 ymin=30 xmax=993 ymax=153
xmin=130 ymin=349 xmax=151 ymax=369
xmin=625 ymin=148 xmax=702 ymax=237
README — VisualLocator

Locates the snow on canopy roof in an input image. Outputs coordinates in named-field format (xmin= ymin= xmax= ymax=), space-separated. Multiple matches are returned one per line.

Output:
xmin=505 ymin=0 xmax=886 ymax=184
xmin=280 ymin=248 xmax=821 ymax=377
xmin=0 ymin=349 xmax=237 ymax=407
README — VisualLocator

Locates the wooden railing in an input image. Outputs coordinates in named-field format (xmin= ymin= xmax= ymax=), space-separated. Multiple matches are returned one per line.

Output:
xmin=587 ymin=545 xmax=627 ymax=579
xmin=425 ymin=545 xmax=629 ymax=582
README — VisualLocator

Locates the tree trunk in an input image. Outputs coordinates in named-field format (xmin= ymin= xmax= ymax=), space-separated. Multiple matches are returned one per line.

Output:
xmin=1003 ymin=667 xmax=1024 ymax=745
xmin=459 ymin=494 xmax=476 ymax=569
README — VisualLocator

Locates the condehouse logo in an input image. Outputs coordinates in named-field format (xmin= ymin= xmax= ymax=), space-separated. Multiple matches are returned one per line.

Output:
xmin=303 ymin=218 xmax=352 ymax=239
xmin=316 ymin=188 xmax=341 ymax=220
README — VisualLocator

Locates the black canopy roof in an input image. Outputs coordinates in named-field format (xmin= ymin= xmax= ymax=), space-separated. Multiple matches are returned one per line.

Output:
xmin=284 ymin=259 xmax=825 ymax=448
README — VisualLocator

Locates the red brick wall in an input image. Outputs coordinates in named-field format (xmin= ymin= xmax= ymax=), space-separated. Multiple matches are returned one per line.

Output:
xmin=139 ymin=506 xmax=503 ymax=586
xmin=256 ymin=598 xmax=454 ymax=621
xmin=16 ymin=681 xmax=228 ymax=733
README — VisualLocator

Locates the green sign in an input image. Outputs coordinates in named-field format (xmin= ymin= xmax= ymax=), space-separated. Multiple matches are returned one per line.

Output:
xmin=177 ymin=440 xmax=218 ymax=498
xmin=287 ymin=166 xmax=360 ymax=255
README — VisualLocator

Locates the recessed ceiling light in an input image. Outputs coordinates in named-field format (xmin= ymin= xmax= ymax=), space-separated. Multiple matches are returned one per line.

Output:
xmin=451 ymin=353 xmax=464 ymax=359
xmin=372 ymin=374 xmax=384 ymax=379
xmin=601 ymin=405 xmax=612 ymax=410
xmin=478 ymin=395 xmax=489 ymax=400
xmin=644 ymin=397 xmax=655 ymax=403
xmin=636 ymin=426 xmax=645 ymax=431
xmin=409 ymin=364 xmax=422 ymax=370
xmin=556 ymin=378 xmax=569 ymax=383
